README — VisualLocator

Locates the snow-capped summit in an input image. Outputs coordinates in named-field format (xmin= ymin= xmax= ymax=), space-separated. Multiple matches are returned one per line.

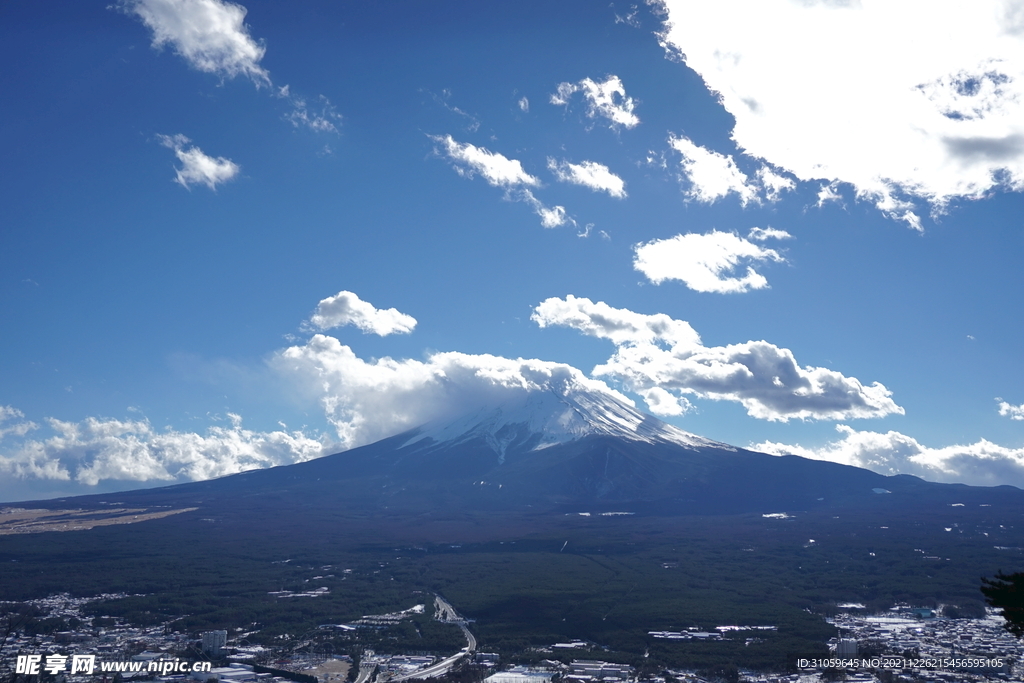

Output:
xmin=403 ymin=378 xmax=728 ymax=461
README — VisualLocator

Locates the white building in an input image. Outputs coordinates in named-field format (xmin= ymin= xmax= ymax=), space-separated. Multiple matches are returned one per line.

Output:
xmin=202 ymin=631 xmax=228 ymax=656
xmin=484 ymin=667 xmax=555 ymax=683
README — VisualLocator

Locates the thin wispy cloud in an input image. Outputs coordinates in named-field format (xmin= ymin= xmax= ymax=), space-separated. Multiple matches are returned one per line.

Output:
xmin=514 ymin=189 xmax=572 ymax=228
xmin=633 ymin=230 xmax=786 ymax=294
xmin=548 ymin=158 xmax=627 ymax=198
xmin=284 ymin=93 xmax=342 ymax=134
xmin=551 ymin=75 xmax=640 ymax=129
xmin=426 ymin=89 xmax=481 ymax=132
xmin=614 ymin=4 xmax=641 ymax=28
xmin=532 ymin=295 xmax=903 ymax=421
xmin=747 ymin=226 xmax=792 ymax=242
xmin=157 ymin=134 xmax=240 ymax=190
xmin=120 ymin=0 xmax=270 ymax=86
xmin=433 ymin=135 xmax=540 ymax=187
xmin=432 ymin=135 xmax=570 ymax=227
xmin=756 ymin=425 xmax=1024 ymax=489
xmin=305 ymin=290 xmax=417 ymax=337
xmin=657 ymin=0 xmax=1024 ymax=228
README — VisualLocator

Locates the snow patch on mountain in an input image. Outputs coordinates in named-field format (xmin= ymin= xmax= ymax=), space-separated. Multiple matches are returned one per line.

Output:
xmin=403 ymin=379 xmax=728 ymax=458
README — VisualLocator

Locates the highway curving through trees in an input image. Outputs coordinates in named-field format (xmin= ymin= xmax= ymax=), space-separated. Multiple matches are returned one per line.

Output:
xmin=388 ymin=596 xmax=475 ymax=681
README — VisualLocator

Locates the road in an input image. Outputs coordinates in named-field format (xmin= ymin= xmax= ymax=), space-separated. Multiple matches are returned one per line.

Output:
xmin=434 ymin=595 xmax=476 ymax=653
xmin=354 ymin=662 xmax=377 ymax=683
xmin=389 ymin=596 xmax=475 ymax=681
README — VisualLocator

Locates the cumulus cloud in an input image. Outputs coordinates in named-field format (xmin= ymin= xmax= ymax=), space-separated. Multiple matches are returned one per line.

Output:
xmin=550 ymin=75 xmax=640 ymax=129
xmin=998 ymin=401 xmax=1024 ymax=420
xmin=656 ymin=0 xmax=1024 ymax=226
xmin=633 ymin=230 xmax=786 ymax=293
xmin=157 ymin=134 xmax=240 ymax=190
xmin=548 ymin=158 xmax=627 ymax=198
xmin=518 ymin=96 xmax=530 ymax=113
xmin=271 ymin=334 xmax=629 ymax=450
xmin=669 ymin=135 xmax=760 ymax=205
xmin=532 ymin=295 xmax=903 ymax=421
xmin=305 ymin=290 xmax=417 ymax=336
xmin=120 ymin=0 xmax=269 ymax=86
xmin=0 ymin=412 xmax=323 ymax=487
xmin=432 ymin=135 xmax=570 ymax=227
xmin=755 ymin=425 xmax=1024 ymax=488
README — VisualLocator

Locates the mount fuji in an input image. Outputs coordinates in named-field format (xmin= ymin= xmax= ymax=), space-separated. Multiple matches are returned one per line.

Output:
xmin=48 ymin=379 xmax=1024 ymax=517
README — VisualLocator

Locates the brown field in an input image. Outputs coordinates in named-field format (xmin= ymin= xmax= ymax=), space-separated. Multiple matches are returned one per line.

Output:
xmin=0 ymin=506 xmax=197 ymax=534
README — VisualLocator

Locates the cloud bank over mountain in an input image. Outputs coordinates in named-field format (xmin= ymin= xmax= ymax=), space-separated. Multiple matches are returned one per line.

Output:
xmin=2 ymin=289 xmax=1021 ymax=494
xmin=756 ymin=425 xmax=1024 ymax=489
xmin=0 ymin=409 xmax=323 ymax=496
xmin=532 ymin=295 xmax=903 ymax=421
xmin=271 ymin=334 xmax=631 ymax=451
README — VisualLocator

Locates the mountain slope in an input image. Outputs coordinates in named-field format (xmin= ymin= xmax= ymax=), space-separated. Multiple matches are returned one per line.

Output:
xmin=38 ymin=381 xmax=1023 ymax=517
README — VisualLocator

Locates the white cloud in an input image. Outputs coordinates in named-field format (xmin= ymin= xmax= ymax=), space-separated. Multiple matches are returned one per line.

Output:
xmin=432 ymin=135 xmax=540 ymax=187
xmin=0 ymin=406 xmax=37 ymax=440
xmin=755 ymin=425 xmax=1024 ymax=488
xmin=998 ymin=400 xmax=1024 ymax=420
xmin=614 ymin=5 xmax=642 ymax=28
xmin=432 ymin=135 xmax=571 ymax=227
xmin=120 ymin=0 xmax=269 ymax=86
xmin=817 ymin=182 xmax=844 ymax=208
xmin=305 ymin=290 xmax=417 ymax=336
xmin=756 ymin=166 xmax=795 ymax=202
xmin=532 ymin=295 xmax=903 ymax=422
xmin=633 ymin=230 xmax=786 ymax=293
xmin=656 ymin=0 xmax=1024 ymax=226
xmin=551 ymin=75 xmax=640 ymax=129
xmin=427 ymin=89 xmax=480 ymax=132
xmin=271 ymin=334 xmax=630 ymax=450
xmin=157 ymin=134 xmax=240 ymax=190
xmin=548 ymin=158 xmax=627 ymax=198
xmin=514 ymin=189 xmax=572 ymax=228
xmin=518 ymin=96 xmax=530 ymax=113
xmin=747 ymin=226 xmax=792 ymax=242
xmin=0 ymin=412 xmax=323 ymax=486
xmin=668 ymin=135 xmax=760 ymax=205
xmin=285 ymin=94 xmax=342 ymax=133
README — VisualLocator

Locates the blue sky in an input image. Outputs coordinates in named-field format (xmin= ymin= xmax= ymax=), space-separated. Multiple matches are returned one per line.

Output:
xmin=2 ymin=0 xmax=1024 ymax=500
